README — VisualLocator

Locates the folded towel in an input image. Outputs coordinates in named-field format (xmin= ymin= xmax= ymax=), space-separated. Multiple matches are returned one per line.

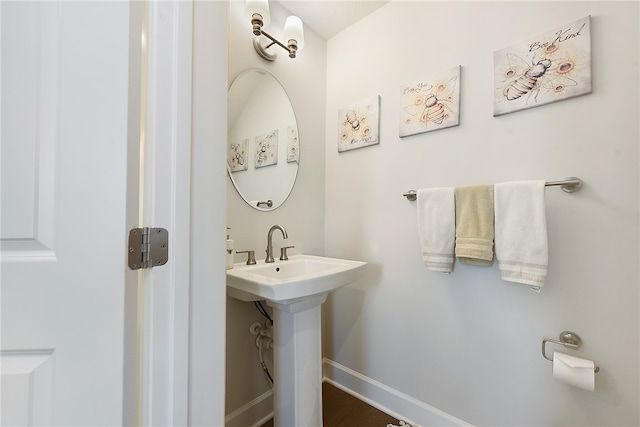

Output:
xmin=417 ymin=187 xmax=455 ymax=273
xmin=494 ymin=180 xmax=548 ymax=288
xmin=454 ymin=185 xmax=495 ymax=266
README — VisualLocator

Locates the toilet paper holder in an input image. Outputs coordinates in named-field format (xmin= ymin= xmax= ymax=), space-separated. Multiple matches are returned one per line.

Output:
xmin=542 ymin=331 xmax=600 ymax=373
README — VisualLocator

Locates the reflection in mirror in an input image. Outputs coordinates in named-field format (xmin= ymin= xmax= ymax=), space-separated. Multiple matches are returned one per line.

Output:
xmin=227 ymin=69 xmax=299 ymax=211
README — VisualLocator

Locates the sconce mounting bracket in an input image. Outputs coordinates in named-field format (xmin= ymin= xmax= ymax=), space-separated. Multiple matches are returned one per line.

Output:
xmin=253 ymin=37 xmax=277 ymax=61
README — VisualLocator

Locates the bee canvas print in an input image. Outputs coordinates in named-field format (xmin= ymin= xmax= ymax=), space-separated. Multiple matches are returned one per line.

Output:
xmin=493 ymin=16 xmax=591 ymax=116
xmin=228 ymin=138 xmax=248 ymax=172
xmin=286 ymin=125 xmax=299 ymax=163
xmin=338 ymin=95 xmax=380 ymax=152
xmin=399 ymin=66 xmax=461 ymax=137
xmin=255 ymin=129 xmax=278 ymax=168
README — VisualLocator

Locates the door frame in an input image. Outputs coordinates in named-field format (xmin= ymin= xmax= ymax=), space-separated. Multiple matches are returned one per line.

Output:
xmin=130 ymin=1 xmax=193 ymax=425
xmin=129 ymin=1 xmax=228 ymax=425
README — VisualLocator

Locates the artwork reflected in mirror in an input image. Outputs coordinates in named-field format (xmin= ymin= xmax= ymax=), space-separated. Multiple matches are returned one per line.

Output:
xmin=255 ymin=129 xmax=278 ymax=168
xmin=228 ymin=138 xmax=248 ymax=172
xmin=286 ymin=125 xmax=299 ymax=163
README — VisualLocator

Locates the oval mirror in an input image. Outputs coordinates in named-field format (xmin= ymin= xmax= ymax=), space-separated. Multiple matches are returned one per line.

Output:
xmin=227 ymin=69 xmax=299 ymax=211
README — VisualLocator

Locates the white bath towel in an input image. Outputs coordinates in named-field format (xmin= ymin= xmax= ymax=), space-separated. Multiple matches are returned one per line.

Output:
xmin=417 ymin=187 xmax=455 ymax=273
xmin=494 ymin=180 xmax=548 ymax=288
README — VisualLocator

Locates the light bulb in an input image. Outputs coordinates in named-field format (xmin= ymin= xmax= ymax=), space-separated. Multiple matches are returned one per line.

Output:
xmin=245 ymin=0 xmax=270 ymax=28
xmin=284 ymin=16 xmax=304 ymax=51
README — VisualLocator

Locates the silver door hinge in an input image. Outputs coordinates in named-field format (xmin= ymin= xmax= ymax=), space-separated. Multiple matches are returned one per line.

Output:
xmin=128 ymin=227 xmax=168 ymax=270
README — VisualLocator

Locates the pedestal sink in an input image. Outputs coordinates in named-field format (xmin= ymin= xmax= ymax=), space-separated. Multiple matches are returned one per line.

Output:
xmin=226 ymin=254 xmax=367 ymax=427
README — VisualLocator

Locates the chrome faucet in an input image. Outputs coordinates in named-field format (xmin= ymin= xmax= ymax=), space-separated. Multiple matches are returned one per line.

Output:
xmin=266 ymin=224 xmax=288 ymax=263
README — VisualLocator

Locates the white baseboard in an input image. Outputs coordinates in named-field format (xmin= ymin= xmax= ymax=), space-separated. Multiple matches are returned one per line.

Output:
xmin=323 ymin=358 xmax=474 ymax=427
xmin=225 ymin=359 xmax=473 ymax=427
xmin=225 ymin=389 xmax=273 ymax=427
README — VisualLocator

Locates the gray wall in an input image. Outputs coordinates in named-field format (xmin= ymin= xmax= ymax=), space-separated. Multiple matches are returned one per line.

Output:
xmin=324 ymin=1 xmax=639 ymax=426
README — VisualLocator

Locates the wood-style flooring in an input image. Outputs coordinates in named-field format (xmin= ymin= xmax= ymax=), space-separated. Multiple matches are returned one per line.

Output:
xmin=260 ymin=382 xmax=400 ymax=427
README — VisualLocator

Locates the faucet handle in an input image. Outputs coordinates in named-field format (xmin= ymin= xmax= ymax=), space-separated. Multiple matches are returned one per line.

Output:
xmin=236 ymin=250 xmax=256 ymax=265
xmin=280 ymin=246 xmax=295 ymax=261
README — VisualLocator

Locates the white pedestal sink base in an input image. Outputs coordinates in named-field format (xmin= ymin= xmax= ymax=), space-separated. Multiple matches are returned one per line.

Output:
xmin=226 ymin=254 xmax=367 ymax=426
xmin=268 ymin=293 xmax=327 ymax=427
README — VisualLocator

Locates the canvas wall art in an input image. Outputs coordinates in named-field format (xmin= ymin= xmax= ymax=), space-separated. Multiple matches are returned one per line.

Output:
xmin=493 ymin=16 xmax=591 ymax=116
xmin=399 ymin=65 xmax=461 ymax=137
xmin=338 ymin=95 xmax=380 ymax=152
xmin=255 ymin=129 xmax=278 ymax=168
xmin=286 ymin=125 xmax=299 ymax=163
xmin=228 ymin=138 xmax=248 ymax=172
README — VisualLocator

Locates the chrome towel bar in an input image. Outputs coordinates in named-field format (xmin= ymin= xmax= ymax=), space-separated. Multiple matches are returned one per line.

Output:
xmin=402 ymin=177 xmax=583 ymax=201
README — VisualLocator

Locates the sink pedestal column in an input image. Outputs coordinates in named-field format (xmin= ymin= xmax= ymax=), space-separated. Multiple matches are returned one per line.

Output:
xmin=267 ymin=293 xmax=328 ymax=427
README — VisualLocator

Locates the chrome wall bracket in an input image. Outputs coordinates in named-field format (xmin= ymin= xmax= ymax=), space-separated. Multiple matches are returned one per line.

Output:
xmin=542 ymin=331 xmax=600 ymax=373
xmin=542 ymin=331 xmax=582 ymax=361
xmin=128 ymin=227 xmax=169 ymax=270
xmin=253 ymin=37 xmax=277 ymax=61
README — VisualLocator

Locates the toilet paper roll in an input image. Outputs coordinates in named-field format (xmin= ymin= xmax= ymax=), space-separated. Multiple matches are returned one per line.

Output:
xmin=552 ymin=351 xmax=595 ymax=392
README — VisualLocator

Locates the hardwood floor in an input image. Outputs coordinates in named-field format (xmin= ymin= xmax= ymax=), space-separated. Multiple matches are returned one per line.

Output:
xmin=260 ymin=382 xmax=400 ymax=427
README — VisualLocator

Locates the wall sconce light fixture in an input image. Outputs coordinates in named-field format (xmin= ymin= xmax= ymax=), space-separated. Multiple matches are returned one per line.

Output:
xmin=245 ymin=0 xmax=305 ymax=61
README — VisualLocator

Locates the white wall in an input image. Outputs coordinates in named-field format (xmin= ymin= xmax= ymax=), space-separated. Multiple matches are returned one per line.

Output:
xmin=189 ymin=1 xmax=229 ymax=425
xmin=324 ymin=1 xmax=639 ymax=426
xmin=225 ymin=0 xmax=327 ymax=422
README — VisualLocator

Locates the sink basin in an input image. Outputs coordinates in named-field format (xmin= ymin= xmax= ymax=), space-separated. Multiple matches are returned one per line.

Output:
xmin=226 ymin=254 xmax=367 ymax=303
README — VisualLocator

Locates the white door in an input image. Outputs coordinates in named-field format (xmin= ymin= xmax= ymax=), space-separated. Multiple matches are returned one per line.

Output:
xmin=1 ymin=2 xmax=134 ymax=424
